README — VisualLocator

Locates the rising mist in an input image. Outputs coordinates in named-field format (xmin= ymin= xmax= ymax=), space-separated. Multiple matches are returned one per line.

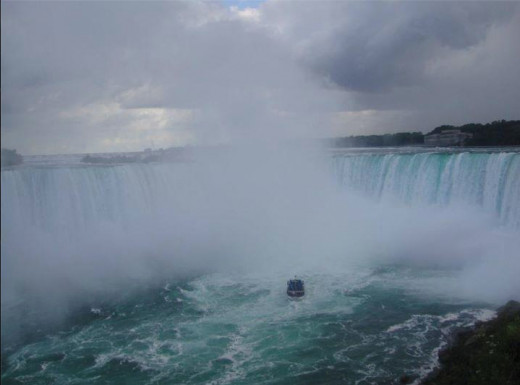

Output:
xmin=2 ymin=145 xmax=519 ymax=346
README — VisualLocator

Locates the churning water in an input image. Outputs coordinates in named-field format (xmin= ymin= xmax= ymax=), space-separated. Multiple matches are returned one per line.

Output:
xmin=2 ymin=147 xmax=519 ymax=384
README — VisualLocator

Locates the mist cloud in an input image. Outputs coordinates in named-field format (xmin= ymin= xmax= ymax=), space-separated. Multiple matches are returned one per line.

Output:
xmin=3 ymin=146 xmax=519 ymax=347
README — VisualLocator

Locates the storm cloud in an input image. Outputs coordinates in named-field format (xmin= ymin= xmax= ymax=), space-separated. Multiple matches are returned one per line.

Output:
xmin=276 ymin=1 xmax=514 ymax=92
xmin=2 ymin=1 xmax=520 ymax=154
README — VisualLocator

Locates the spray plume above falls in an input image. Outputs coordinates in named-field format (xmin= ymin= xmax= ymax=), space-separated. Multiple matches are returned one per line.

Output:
xmin=2 ymin=147 xmax=520 ymax=331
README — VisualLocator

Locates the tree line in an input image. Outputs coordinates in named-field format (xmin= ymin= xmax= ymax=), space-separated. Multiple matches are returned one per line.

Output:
xmin=329 ymin=132 xmax=424 ymax=147
xmin=427 ymin=120 xmax=520 ymax=146
xmin=1 ymin=148 xmax=23 ymax=166
xmin=329 ymin=120 xmax=520 ymax=147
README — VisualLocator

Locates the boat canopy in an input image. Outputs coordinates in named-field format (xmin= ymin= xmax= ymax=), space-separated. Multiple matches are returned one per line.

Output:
xmin=287 ymin=279 xmax=304 ymax=291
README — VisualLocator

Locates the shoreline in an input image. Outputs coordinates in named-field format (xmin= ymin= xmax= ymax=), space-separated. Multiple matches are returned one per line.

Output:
xmin=413 ymin=300 xmax=520 ymax=385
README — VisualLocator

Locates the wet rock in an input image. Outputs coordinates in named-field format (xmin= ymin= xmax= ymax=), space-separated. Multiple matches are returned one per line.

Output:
xmin=421 ymin=300 xmax=520 ymax=385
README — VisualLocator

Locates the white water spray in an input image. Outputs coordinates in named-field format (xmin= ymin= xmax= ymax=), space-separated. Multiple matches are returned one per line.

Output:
xmin=1 ymin=147 xmax=519 ymax=344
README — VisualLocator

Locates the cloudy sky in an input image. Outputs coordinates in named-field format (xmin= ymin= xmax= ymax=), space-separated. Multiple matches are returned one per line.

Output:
xmin=2 ymin=0 xmax=520 ymax=155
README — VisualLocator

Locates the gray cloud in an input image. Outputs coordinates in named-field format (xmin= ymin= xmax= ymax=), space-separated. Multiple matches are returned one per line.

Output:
xmin=263 ymin=1 xmax=516 ymax=92
xmin=260 ymin=1 xmax=520 ymax=132
xmin=2 ymin=1 xmax=346 ymax=153
xmin=1 ymin=1 xmax=519 ymax=154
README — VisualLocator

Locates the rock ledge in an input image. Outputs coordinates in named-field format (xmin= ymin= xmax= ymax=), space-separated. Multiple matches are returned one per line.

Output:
xmin=420 ymin=300 xmax=520 ymax=385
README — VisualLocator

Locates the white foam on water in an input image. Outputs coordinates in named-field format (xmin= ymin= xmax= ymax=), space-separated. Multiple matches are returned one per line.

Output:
xmin=409 ymin=307 xmax=497 ymax=384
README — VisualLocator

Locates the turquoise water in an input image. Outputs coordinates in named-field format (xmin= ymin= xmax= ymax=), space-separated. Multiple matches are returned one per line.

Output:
xmin=333 ymin=150 xmax=520 ymax=228
xmin=2 ymin=148 xmax=519 ymax=384
xmin=1 ymin=268 xmax=495 ymax=385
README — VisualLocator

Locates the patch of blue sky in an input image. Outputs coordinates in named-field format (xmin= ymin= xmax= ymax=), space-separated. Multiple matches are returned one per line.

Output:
xmin=221 ymin=0 xmax=266 ymax=10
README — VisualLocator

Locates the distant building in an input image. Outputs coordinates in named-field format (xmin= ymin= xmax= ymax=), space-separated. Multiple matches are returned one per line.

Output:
xmin=424 ymin=129 xmax=473 ymax=146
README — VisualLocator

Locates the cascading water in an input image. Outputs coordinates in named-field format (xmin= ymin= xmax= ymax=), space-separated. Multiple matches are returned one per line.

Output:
xmin=3 ymin=149 xmax=518 ymax=236
xmin=1 ymin=148 xmax=519 ymax=385
xmin=333 ymin=150 xmax=520 ymax=228
xmin=1 ymin=163 xmax=187 ymax=234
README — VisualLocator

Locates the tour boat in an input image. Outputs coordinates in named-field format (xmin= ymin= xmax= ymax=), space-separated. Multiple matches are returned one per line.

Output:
xmin=287 ymin=278 xmax=304 ymax=298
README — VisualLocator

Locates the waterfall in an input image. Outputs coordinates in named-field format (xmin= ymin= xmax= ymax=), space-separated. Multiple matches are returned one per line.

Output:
xmin=1 ymin=164 xmax=184 ymax=235
xmin=333 ymin=151 xmax=520 ymax=228
xmin=2 ymin=149 xmax=519 ymax=346
xmin=1 ymin=150 xmax=519 ymax=243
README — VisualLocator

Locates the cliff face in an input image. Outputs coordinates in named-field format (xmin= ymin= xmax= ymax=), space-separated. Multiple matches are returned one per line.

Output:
xmin=421 ymin=300 xmax=520 ymax=385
